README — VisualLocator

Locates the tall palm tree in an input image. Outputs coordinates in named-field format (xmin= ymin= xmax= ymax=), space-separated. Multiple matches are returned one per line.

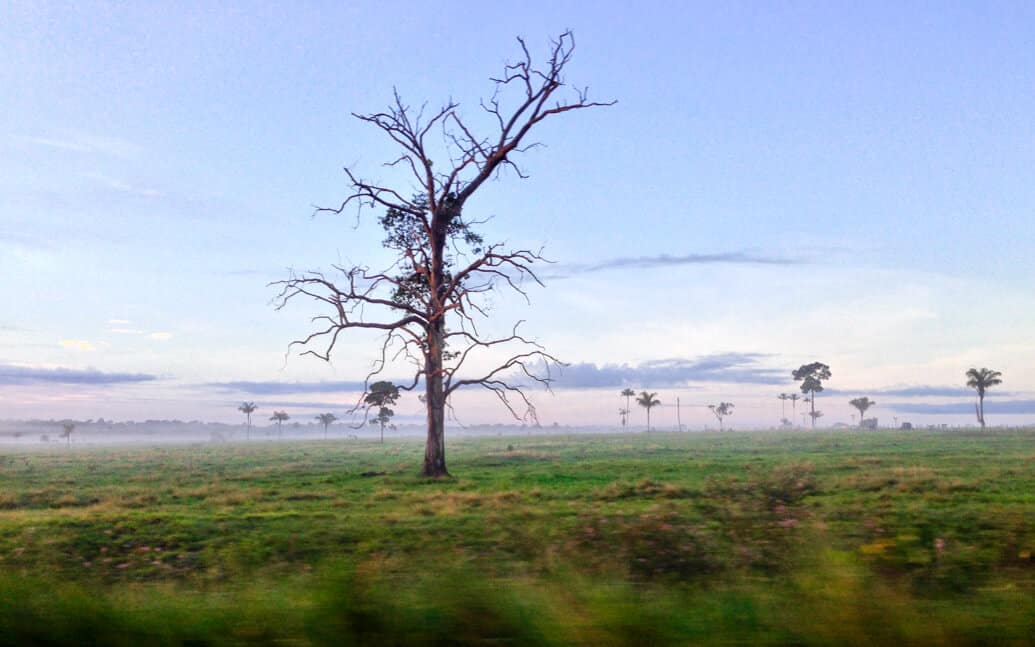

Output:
xmin=238 ymin=402 xmax=257 ymax=440
xmin=966 ymin=368 xmax=1002 ymax=429
xmin=708 ymin=402 xmax=734 ymax=431
xmin=789 ymin=394 xmax=800 ymax=426
xmin=636 ymin=391 xmax=660 ymax=432
xmin=778 ymin=393 xmax=790 ymax=423
xmin=620 ymin=388 xmax=635 ymax=429
xmin=618 ymin=407 xmax=630 ymax=429
xmin=849 ymin=397 xmax=876 ymax=427
xmin=270 ymin=411 xmax=289 ymax=437
xmin=315 ymin=413 xmax=337 ymax=439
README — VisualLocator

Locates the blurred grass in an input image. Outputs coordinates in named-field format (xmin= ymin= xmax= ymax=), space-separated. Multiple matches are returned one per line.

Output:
xmin=1 ymin=429 xmax=1034 ymax=644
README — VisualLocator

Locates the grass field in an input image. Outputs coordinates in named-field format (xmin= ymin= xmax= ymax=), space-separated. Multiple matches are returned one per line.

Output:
xmin=1 ymin=428 xmax=1033 ymax=645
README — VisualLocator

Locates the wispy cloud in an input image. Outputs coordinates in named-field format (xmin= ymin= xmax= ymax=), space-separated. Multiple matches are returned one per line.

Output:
xmin=207 ymin=380 xmax=370 ymax=395
xmin=552 ymin=353 xmax=786 ymax=389
xmin=15 ymin=133 xmax=140 ymax=159
xmin=111 ymin=328 xmax=145 ymax=335
xmin=825 ymin=386 xmax=1015 ymax=398
xmin=245 ymin=400 xmax=358 ymax=411
xmin=60 ymin=339 xmax=95 ymax=351
xmin=887 ymin=399 xmax=1035 ymax=415
xmin=108 ymin=319 xmax=132 ymax=325
xmin=0 ymin=364 xmax=159 ymax=386
xmin=82 ymin=172 xmax=161 ymax=198
xmin=544 ymin=252 xmax=804 ymax=279
xmin=149 ymin=332 xmax=173 ymax=341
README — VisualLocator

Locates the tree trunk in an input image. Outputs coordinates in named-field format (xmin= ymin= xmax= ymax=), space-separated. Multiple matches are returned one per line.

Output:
xmin=421 ymin=317 xmax=449 ymax=477
xmin=810 ymin=392 xmax=816 ymax=429
xmin=646 ymin=407 xmax=651 ymax=432
xmin=978 ymin=394 xmax=986 ymax=428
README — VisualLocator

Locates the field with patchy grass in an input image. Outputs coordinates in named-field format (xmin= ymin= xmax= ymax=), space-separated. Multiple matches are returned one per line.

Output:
xmin=1 ymin=429 xmax=1033 ymax=645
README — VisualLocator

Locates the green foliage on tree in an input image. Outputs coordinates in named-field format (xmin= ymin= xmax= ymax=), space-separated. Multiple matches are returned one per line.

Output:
xmin=849 ymin=397 xmax=876 ymax=427
xmin=238 ymin=402 xmax=257 ymax=440
xmin=636 ymin=391 xmax=661 ymax=432
xmin=793 ymin=362 xmax=831 ymax=429
xmin=966 ymin=367 xmax=1002 ymax=428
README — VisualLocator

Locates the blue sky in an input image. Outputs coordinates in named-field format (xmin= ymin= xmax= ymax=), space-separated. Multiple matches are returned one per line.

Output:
xmin=2 ymin=1 xmax=1034 ymax=428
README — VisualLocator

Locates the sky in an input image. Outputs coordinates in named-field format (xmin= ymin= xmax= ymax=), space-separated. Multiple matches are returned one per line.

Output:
xmin=2 ymin=1 xmax=1034 ymax=429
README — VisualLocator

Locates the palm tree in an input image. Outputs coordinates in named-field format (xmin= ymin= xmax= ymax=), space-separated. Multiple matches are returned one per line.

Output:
xmin=238 ymin=402 xmax=257 ymax=440
xmin=620 ymin=388 xmax=635 ymax=429
xmin=966 ymin=368 xmax=1002 ymax=429
xmin=778 ymin=393 xmax=790 ymax=424
xmin=618 ymin=407 xmax=630 ymax=429
xmin=708 ymin=402 xmax=734 ymax=431
xmin=270 ymin=411 xmax=289 ymax=437
xmin=789 ymin=393 xmax=801 ymax=426
xmin=636 ymin=391 xmax=660 ymax=432
xmin=315 ymin=413 xmax=337 ymax=439
xmin=849 ymin=397 xmax=876 ymax=427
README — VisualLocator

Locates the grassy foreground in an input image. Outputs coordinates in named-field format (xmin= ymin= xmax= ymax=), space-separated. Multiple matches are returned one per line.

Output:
xmin=1 ymin=429 xmax=1033 ymax=645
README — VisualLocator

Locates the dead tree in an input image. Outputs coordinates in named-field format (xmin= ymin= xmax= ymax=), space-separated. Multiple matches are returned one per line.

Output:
xmin=272 ymin=32 xmax=613 ymax=477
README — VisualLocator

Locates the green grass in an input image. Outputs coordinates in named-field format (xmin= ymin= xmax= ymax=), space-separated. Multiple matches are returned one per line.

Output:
xmin=1 ymin=429 xmax=1033 ymax=644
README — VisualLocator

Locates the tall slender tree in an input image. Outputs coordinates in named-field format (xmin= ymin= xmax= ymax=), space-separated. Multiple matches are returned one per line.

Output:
xmin=789 ymin=393 xmax=800 ymax=426
xmin=315 ymin=412 xmax=338 ymax=439
xmin=620 ymin=388 xmax=636 ymax=429
xmin=848 ymin=397 xmax=876 ymax=427
xmin=636 ymin=391 xmax=661 ymax=432
xmin=618 ymin=407 xmax=630 ymax=429
xmin=272 ymin=32 xmax=613 ymax=478
xmin=965 ymin=367 xmax=1002 ymax=429
xmin=792 ymin=362 xmax=831 ymax=429
xmin=778 ymin=393 xmax=790 ymax=424
xmin=238 ymin=402 xmax=257 ymax=441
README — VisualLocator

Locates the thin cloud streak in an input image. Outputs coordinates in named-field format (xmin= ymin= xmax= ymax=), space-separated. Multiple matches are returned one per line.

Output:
xmin=552 ymin=353 xmax=785 ymax=389
xmin=887 ymin=399 xmax=1035 ymax=415
xmin=207 ymin=380 xmax=370 ymax=395
xmin=0 ymin=364 xmax=159 ymax=386
xmin=544 ymin=251 xmax=804 ymax=279
xmin=15 ymin=133 xmax=140 ymax=159
xmin=825 ymin=386 xmax=1016 ymax=398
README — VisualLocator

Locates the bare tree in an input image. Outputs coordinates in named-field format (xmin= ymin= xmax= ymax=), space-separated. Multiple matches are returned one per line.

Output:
xmin=238 ymin=402 xmax=257 ymax=441
xmin=272 ymin=32 xmax=613 ymax=477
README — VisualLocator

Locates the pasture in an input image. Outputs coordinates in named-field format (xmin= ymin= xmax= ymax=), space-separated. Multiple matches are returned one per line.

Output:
xmin=1 ymin=428 xmax=1033 ymax=645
